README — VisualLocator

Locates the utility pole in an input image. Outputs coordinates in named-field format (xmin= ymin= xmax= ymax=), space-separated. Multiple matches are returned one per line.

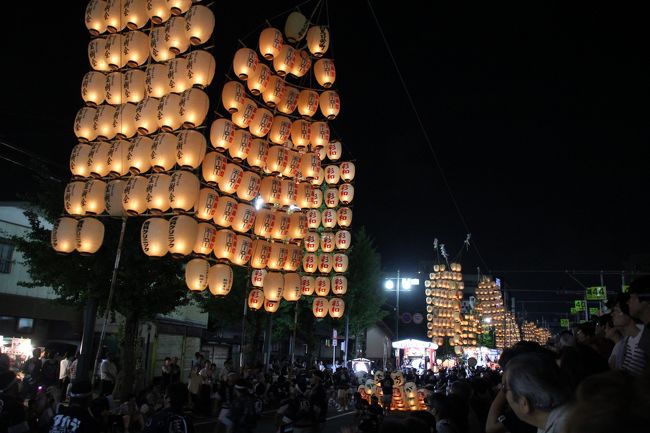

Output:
xmin=396 ymin=269 xmax=400 ymax=342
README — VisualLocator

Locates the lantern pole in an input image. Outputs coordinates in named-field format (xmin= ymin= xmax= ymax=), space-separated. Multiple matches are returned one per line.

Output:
xmin=239 ymin=289 xmax=248 ymax=373
xmin=290 ymin=299 xmax=299 ymax=367
xmin=91 ymin=216 xmax=127 ymax=389
xmin=396 ymin=269 xmax=400 ymax=342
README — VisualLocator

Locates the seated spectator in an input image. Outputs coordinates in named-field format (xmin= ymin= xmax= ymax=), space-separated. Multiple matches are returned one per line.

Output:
xmin=143 ymin=382 xmax=193 ymax=433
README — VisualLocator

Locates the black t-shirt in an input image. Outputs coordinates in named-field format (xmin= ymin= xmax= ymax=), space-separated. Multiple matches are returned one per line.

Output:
xmin=0 ymin=394 xmax=29 ymax=433
xmin=380 ymin=377 xmax=393 ymax=395
xmin=143 ymin=407 xmax=194 ymax=433
xmin=48 ymin=404 xmax=104 ymax=433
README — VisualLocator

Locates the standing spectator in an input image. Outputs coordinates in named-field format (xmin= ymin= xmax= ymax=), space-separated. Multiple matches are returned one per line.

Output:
xmin=603 ymin=314 xmax=625 ymax=369
xmin=187 ymin=364 xmax=201 ymax=413
xmin=161 ymin=357 xmax=172 ymax=390
xmin=191 ymin=353 xmax=204 ymax=373
xmin=99 ymin=353 xmax=118 ymax=396
xmin=47 ymin=380 xmax=104 ymax=432
xmin=170 ymin=357 xmax=181 ymax=384
xmin=40 ymin=352 xmax=59 ymax=389
xmin=198 ymin=360 xmax=213 ymax=415
xmin=379 ymin=372 xmax=393 ymax=413
xmin=308 ymin=372 xmax=328 ymax=431
xmin=58 ymin=353 xmax=70 ymax=395
xmin=612 ymin=293 xmax=647 ymax=376
xmin=627 ymin=274 xmax=650 ymax=372
xmin=22 ymin=348 xmax=42 ymax=396
xmin=143 ymin=382 xmax=194 ymax=433
xmin=0 ymin=370 xmax=29 ymax=433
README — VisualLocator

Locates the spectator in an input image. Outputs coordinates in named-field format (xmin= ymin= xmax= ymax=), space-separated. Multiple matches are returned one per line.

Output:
xmin=40 ymin=352 xmax=59 ymax=389
xmin=612 ymin=293 xmax=647 ymax=376
xmin=0 ymin=370 xmax=29 ymax=433
xmin=58 ymin=353 xmax=71 ymax=395
xmin=379 ymin=373 xmax=393 ymax=413
xmin=99 ymin=353 xmax=118 ymax=396
xmin=161 ymin=358 xmax=172 ymax=390
xmin=143 ymin=382 xmax=194 ymax=433
xmin=170 ymin=357 xmax=181 ymax=384
xmin=47 ymin=380 xmax=104 ymax=432
xmin=556 ymin=343 xmax=608 ymax=391
xmin=627 ymin=274 xmax=650 ymax=372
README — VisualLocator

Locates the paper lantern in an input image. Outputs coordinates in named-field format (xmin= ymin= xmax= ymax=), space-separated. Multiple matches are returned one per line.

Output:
xmin=268 ymin=116 xmax=292 ymax=145
xmin=105 ymin=0 xmax=126 ymax=32
xmin=186 ymin=4 xmax=214 ymax=45
xmin=87 ymin=142 xmax=111 ymax=177
xmin=302 ymin=253 xmax=317 ymax=273
xmin=179 ymin=88 xmax=209 ymax=128
xmin=290 ymin=119 xmax=311 ymax=149
xmin=259 ymin=176 xmax=282 ymax=205
xmin=81 ymin=71 xmax=106 ymax=106
xmin=247 ymin=63 xmax=271 ymax=96
xmin=267 ymin=242 xmax=289 ymax=269
xmin=185 ymin=258 xmax=210 ymax=291
xmin=134 ymin=97 xmax=160 ymax=135
xmin=76 ymin=218 xmax=105 ymax=255
xmin=125 ymin=136 xmax=152 ymax=174
xmin=94 ymin=105 xmax=117 ymax=141
xmin=113 ymin=103 xmax=138 ymax=139
xmin=306 ymin=209 xmax=320 ymax=229
xmin=310 ymin=188 xmax=323 ymax=208
xmin=265 ymin=146 xmax=289 ymax=175
xmin=221 ymin=81 xmax=245 ymax=113
xmin=105 ymin=34 xmax=126 ymax=69
xmin=282 ymin=151 xmax=301 ymax=179
xmin=247 ymin=139 xmax=269 ymax=170
xmin=231 ymin=98 xmax=257 ymax=129
xmin=236 ymin=171 xmax=261 ymax=201
xmin=271 ymin=211 xmax=290 ymax=241
xmin=301 ymin=276 xmax=315 ymax=295
xmin=231 ymin=203 xmax=256 ymax=233
xmin=193 ymin=223 xmax=217 ymax=255
xmin=332 ymin=275 xmax=347 ymax=295
xmin=123 ymin=30 xmax=150 ymax=67
xmin=202 ymin=152 xmax=227 ymax=184
xmin=194 ymin=188 xmax=219 ymax=220
xmin=262 ymin=75 xmax=286 ymax=108
xmin=319 ymin=90 xmax=340 ymax=119
xmin=264 ymin=300 xmax=280 ymax=313
xmin=213 ymin=229 xmax=237 ymax=262
xmin=251 ymin=269 xmax=266 ymax=287
xmin=88 ymin=38 xmax=109 ymax=71
xmin=232 ymin=234 xmax=253 ymax=266
xmin=297 ymin=184 xmax=314 ymax=209
xmin=314 ymin=59 xmax=336 ymax=88
xmin=151 ymin=132 xmax=177 ymax=171
xmin=233 ymin=48 xmax=258 ymax=80
xmin=310 ymin=167 xmax=325 ymax=187
xmin=304 ymin=232 xmax=320 ymax=253
xmin=140 ymin=218 xmax=169 ymax=256
xmin=253 ymin=208 xmax=275 ymax=238
xmin=210 ymin=119 xmax=236 ymax=151
xmin=315 ymin=276 xmax=330 ymax=296
xmin=248 ymin=108 xmax=274 ymax=138
xmin=310 ymin=122 xmax=330 ymax=148
xmin=125 ymin=69 xmax=146 ymax=103
xmin=283 ymin=273 xmax=301 ymax=301
xmin=145 ymin=0 xmax=171 ymax=24
xmin=168 ymin=215 xmax=198 ymax=256
xmin=176 ymin=130 xmax=206 ymax=169
xmin=340 ymin=162 xmax=356 ymax=182
xmin=158 ymin=93 xmax=182 ymax=131
xmin=297 ymin=90 xmax=319 ymax=118
xmin=248 ymin=289 xmax=264 ymax=310
xmin=321 ymin=209 xmax=336 ymax=229
xmin=300 ymin=153 xmax=321 ymax=181
xmin=166 ymin=58 xmax=190 ymax=94
xmin=318 ymin=253 xmax=333 ymax=273
xmin=213 ymin=196 xmax=238 ymax=227
xmin=105 ymin=180 xmax=126 ymax=217
xmin=145 ymin=64 xmax=169 ymax=98
xmin=290 ymin=49 xmax=312 ymax=78
xmin=70 ymin=144 xmax=92 ymax=178
xmin=259 ymin=27 xmax=283 ymax=60
xmin=324 ymin=165 xmax=340 ymax=185
xmin=339 ymin=183 xmax=355 ymax=204
xmin=335 ymin=230 xmax=351 ymax=250
xmin=250 ymin=239 xmax=271 ymax=269
xmin=121 ymin=175 xmax=147 ymax=214
xmin=106 ymin=140 xmax=129 ymax=176
xmin=52 ymin=217 xmax=78 ymax=253
xmin=145 ymin=173 xmax=171 ymax=213
xmin=169 ymin=170 xmax=200 ymax=211
xmin=208 ymin=264 xmax=234 ymax=296
xmin=312 ymin=297 xmax=329 ymax=318
xmin=64 ymin=182 xmax=85 ymax=216
xmin=320 ymin=232 xmax=335 ymax=253
xmin=280 ymin=179 xmax=297 ymax=207
xmin=284 ymin=244 xmax=303 ymax=271
xmin=165 ymin=16 xmax=189 ymax=54
xmin=229 ymin=129 xmax=253 ymax=162
xmin=123 ymin=0 xmax=148 ymax=30
xmin=336 ymin=207 xmax=352 ymax=228
xmin=284 ymin=11 xmax=308 ymax=43
xmin=277 ymin=86 xmax=299 ymax=115
xmin=315 ymin=146 xmax=326 ymax=161
xmin=263 ymin=272 xmax=284 ymax=302
xmin=186 ymin=50 xmax=216 ymax=88
xmin=85 ymin=0 xmax=107 ymax=35
xmin=150 ymin=26 xmax=175 ymax=62
xmin=329 ymin=298 xmax=345 ymax=319
xmin=218 ymin=163 xmax=244 ymax=195
xmin=273 ymin=45 xmax=296 ymax=77
xmin=306 ymin=26 xmax=330 ymax=57
xmin=324 ymin=188 xmax=339 ymax=208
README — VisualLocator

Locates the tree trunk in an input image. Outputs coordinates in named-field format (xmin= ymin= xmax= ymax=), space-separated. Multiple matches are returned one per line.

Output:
xmin=118 ymin=312 xmax=139 ymax=401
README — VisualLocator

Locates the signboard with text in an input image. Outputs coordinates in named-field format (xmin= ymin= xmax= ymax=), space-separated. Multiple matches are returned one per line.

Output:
xmin=574 ymin=300 xmax=586 ymax=311
xmin=560 ymin=318 xmax=570 ymax=328
xmin=586 ymin=286 xmax=607 ymax=301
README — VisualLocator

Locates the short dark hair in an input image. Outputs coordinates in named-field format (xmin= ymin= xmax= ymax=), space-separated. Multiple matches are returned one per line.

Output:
xmin=166 ymin=382 xmax=188 ymax=408
xmin=628 ymin=275 xmax=650 ymax=300
xmin=612 ymin=293 xmax=632 ymax=316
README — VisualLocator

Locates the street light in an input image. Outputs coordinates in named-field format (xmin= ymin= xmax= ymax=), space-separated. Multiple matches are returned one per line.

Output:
xmin=383 ymin=270 xmax=420 ymax=341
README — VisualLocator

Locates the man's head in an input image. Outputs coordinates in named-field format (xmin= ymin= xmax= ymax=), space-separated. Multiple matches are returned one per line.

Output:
xmin=33 ymin=348 xmax=42 ymax=359
xmin=611 ymin=293 xmax=636 ymax=328
xmin=164 ymin=357 xmax=171 ymax=365
xmin=627 ymin=275 xmax=650 ymax=321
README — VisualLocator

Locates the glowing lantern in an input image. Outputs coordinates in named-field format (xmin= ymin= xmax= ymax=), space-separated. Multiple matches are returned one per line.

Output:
xmin=280 ymin=179 xmax=297 ymax=207
xmin=233 ymin=48 xmax=258 ymax=80
xmin=273 ymin=45 xmax=296 ymax=77
xmin=282 ymin=151 xmax=301 ymax=179
xmin=213 ymin=195 xmax=238 ymax=227
xmin=186 ymin=4 xmax=214 ymax=45
xmin=247 ymin=139 xmax=269 ymax=170
xmin=300 ymin=153 xmax=321 ymax=181
xmin=208 ymin=264 xmax=233 ymax=296
xmin=306 ymin=209 xmax=320 ymax=229
xmin=312 ymin=297 xmax=329 ymax=318
xmin=106 ymin=140 xmax=129 ymax=176
xmin=85 ymin=0 xmax=107 ymax=35
xmin=52 ymin=218 xmax=78 ymax=254
xmin=259 ymin=176 xmax=282 ymax=205
xmin=141 ymin=217 xmax=169 ymax=256
xmin=339 ymin=183 xmax=355 ymax=204
xmin=314 ymin=59 xmax=336 ymax=88
xmin=290 ymin=119 xmax=311 ymax=149
xmin=158 ymin=93 xmax=182 ymax=132
xmin=146 ymin=173 xmax=172 ymax=213
xmin=271 ymin=212 xmax=290 ymax=241
xmin=123 ymin=0 xmax=148 ymax=30
xmin=221 ymin=81 xmax=245 ymax=113
xmin=265 ymin=146 xmax=289 ymax=175
xmin=105 ymin=0 xmax=126 ymax=33
xmin=277 ymin=86 xmax=299 ymax=115
xmin=94 ymin=105 xmax=117 ymax=141
xmin=340 ymin=162 xmax=356 ymax=182
xmin=186 ymin=50 xmax=216 ymax=88
xmin=318 ymin=253 xmax=333 ymax=273
xmin=335 ymin=230 xmax=351 ymax=250
xmin=76 ymin=218 xmax=105 ymax=255
xmin=145 ymin=0 xmax=171 ymax=24
xmin=315 ymin=146 xmax=326 ymax=161
xmin=229 ymin=129 xmax=253 ymax=161
xmin=231 ymin=203 xmax=256 ymax=233
xmin=201 ymin=152 xmax=227 ymax=184
xmin=185 ymin=258 xmax=210 ymax=291
xmin=310 ymin=167 xmax=325 ymax=187
xmin=88 ymin=142 xmax=111 ymax=177
xmin=310 ymin=188 xmax=323 ymax=208
xmin=250 ymin=239 xmax=271 ymax=269
xmin=332 ymin=275 xmax=348 ymax=295
xmin=210 ymin=118 xmax=236 ymax=151
xmin=336 ymin=207 xmax=352 ymax=228
xmin=297 ymin=184 xmax=314 ymax=209
xmin=267 ymin=242 xmax=289 ymax=269
xmin=176 ymin=130 xmax=206 ymax=169
xmin=105 ymin=34 xmax=126 ymax=69
xmin=259 ymin=27 xmax=283 ymax=60
xmin=304 ymin=232 xmax=319 ymax=253
xmin=310 ymin=122 xmax=330 ymax=148
xmin=113 ymin=103 xmax=138 ymax=139
xmin=179 ymin=88 xmax=209 ymax=128
xmin=231 ymin=98 xmax=257 ymax=129
xmin=151 ymin=132 xmax=177 ymax=171
xmin=248 ymin=108 xmax=274 ymax=138
xmin=194 ymin=188 xmax=219 ymax=220
xmin=145 ymin=64 xmax=169 ymax=98
xmin=236 ymin=171 xmax=261 ymax=202
xmin=251 ymin=269 xmax=266 ymax=287
xmin=105 ymin=180 xmax=126 ymax=217
xmin=150 ymin=26 xmax=175 ymax=62
xmin=284 ymin=11 xmax=308 ymax=43
xmin=169 ymin=170 xmax=200 ymax=211
xmin=302 ymin=253 xmax=317 ymax=273
xmin=123 ymin=30 xmax=149 ymax=67
xmin=213 ymin=229 xmax=237 ymax=262
xmin=122 ymin=176 xmax=148 ymax=214
xmin=218 ymin=163 xmax=244 ymax=195
xmin=232 ymin=234 xmax=253 ymax=266
xmin=320 ymin=232 xmax=335 ymax=253
xmin=126 ymin=136 xmax=152 ymax=174
xmin=64 ymin=182 xmax=85 ymax=216
xmin=168 ymin=215 xmax=198 ymax=257
xmin=81 ymin=71 xmax=106 ymax=106
xmin=297 ymin=90 xmax=319 ymax=118
xmin=301 ymin=276 xmax=315 ymax=295
xmin=325 ymin=188 xmax=339 ymax=208
xmin=193 ymin=223 xmax=217 ymax=255
xmin=263 ymin=75 xmax=286 ymax=107
xmin=283 ymin=273 xmax=301 ymax=301
xmin=291 ymin=49 xmax=312 ymax=78
xmin=70 ymin=144 xmax=92 ymax=178
xmin=263 ymin=272 xmax=284 ymax=301
xmin=306 ymin=26 xmax=330 ymax=57
xmin=165 ymin=16 xmax=189 ymax=54
xmin=248 ymin=289 xmax=264 ymax=310
xmin=321 ymin=209 xmax=336 ymax=229
xmin=315 ymin=277 xmax=330 ymax=296
xmin=334 ymin=253 xmax=348 ymax=273
xmin=134 ymin=97 xmax=160 ymax=135
xmin=324 ymin=165 xmax=340 ymax=185
xmin=253 ymin=209 xmax=275 ymax=238
xmin=284 ymin=244 xmax=303 ymax=271
xmin=268 ymin=116 xmax=292 ymax=145
xmin=264 ymin=300 xmax=280 ymax=313
xmin=247 ymin=63 xmax=271 ymax=95
xmin=166 ymin=58 xmax=190 ymax=94
xmin=319 ymin=90 xmax=340 ymax=119
xmin=329 ymin=298 xmax=345 ymax=318
xmin=88 ymin=38 xmax=109 ymax=71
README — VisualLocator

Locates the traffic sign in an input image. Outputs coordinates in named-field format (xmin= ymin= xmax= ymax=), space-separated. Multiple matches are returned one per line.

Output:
xmin=560 ymin=318 xmax=570 ymax=328
xmin=574 ymin=300 xmax=586 ymax=311
xmin=586 ymin=286 xmax=607 ymax=301
xmin=412 ymin=313 xmax=423 ymax=324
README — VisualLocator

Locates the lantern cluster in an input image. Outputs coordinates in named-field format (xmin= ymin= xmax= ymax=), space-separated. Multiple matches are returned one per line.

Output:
xmin=424 ymin=262 xmax=464 ymax=347
xmin=521 ymin=321 xmax=550 ymax=345
xmin=459 ymin=313 xmax=480 ymax=347
xmin=357 ymin=371 xmax=428 ymax=412
xmin=495 ymin=311 xmax=521 ymax=349
xmin=474 ymin=276 xmax=505 ymax=332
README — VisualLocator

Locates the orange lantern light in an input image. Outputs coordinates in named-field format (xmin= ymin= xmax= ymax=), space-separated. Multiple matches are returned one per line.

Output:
xmin=145 ymin=64 xmax=170 ymax=98
xmin=213 ymin=195 xmax=238 ymax=228
xmin=229 ymin=129 xmax=253 ymax=162
xmin=246 ymin=63 xmax=271 ymax=96
xmin=70 ymin=144 xmax=92 ymax=178
xmin=284 ymin=243 xmax=303 ymax=271
xmin=263 ymin=75 xmax=286 ymax=108
xmin=248 ymin=289 xmax=265 ymax=310
xmin=85 ymin=0 xmax=107 ymax=35
xmin=306 ymin=26 xmax=330 ymax=57
xmin=320 ymin=232 xmax=335 ymax=253
xmin=335 ymin=230 xmax=351 ymax=250
xmin=168 ymin=215 xmax=198 ymax=257
xmin=251 ymin=269 xmax=266 ymax=287
xmin=339 ymin=183 xmax=355 ymax=204
xmin=277 ymin=86 xmax=299 ymax=115
xmin=168 ymin=0 xmax=192 ymax=15
xmin=271 ymin=211 xmax=290 ymax=241
xmin=151 ymin=132 xmax=177 ymax=171
xmin=165 ymin=16 xmax=189 ymax=55
xmin=210 ymin=118 xmax=236 ymax=152
xmin=319 ymin=90 xmax=340 ymax=119
xmin=122 ymin=176 xmax=148 ymax=215
xmin=141 ymin=217 xmax=169 ymax=257
xmin=310 ymin=188 xmax=323 ymax=208
xmin=324 ymin=188 xmax=339 ymax=208
xmin=88 ymin=38 xmax=109 ymax=71
xmin=218 ymin=163 xmax=244 ymax=195
xmin=301 ymin=276 xmax=315 ymax=295
xmin=194 ymin=188 xmax=219 ymax=221
xmin=185 ymin=4 xmax=215 ymax=45
xmin=332 ymin=275 xmax=348 ymax=295
xmin=157 ymin=93 xmax=182 ymax=132
xmin=267 ymin=242 xmax=289 ymax=270
xmin=320 ymin=209 xmax=336 ymax=229
xmin=314 ymin=58 xmax=336 ymax=88
xmin=259 ymin=27 xmax=283 ymax=60
xmin=265 ymin=146 xmax=289 ymax=175
xmin=113 ymin=103 xmax=138 ymax=139
xmin=105 ymin=34 xmax=127 ymax=69
xmin=124 ymin=69 xmax=146 ymax=104
xmin=186 ymin=50 xmax=216 ymax=88
xmin=124 ymin=30 xmax=150 ymax=67
xmin=221 ymin=81 xmax=245 ymax=113
xmin=264 ymin=300 xmax=280 ymax=313
xmin=185 ymin=258 xmax=210 ymax=291
xmin=81 ymin=71 xmax=106 ymax=106
xmin=336 ymin=207 xmax=353 ymax=228
xmin=326 ymin=140 xmax=342 ymax=161
xmin=232 ymin=234 xmax=253 ymax=266
xmin=93 ymin=105 xmax=117 ymax=141
xmin=64 ymin=181 xmax=85 ymax=216
xmin=237 ymin=171 xmax=261 ymax=202
xmin=125 ymin=136 xmax=152 ymax=175
xmin=268 ymin=116 xmax=292 ymax=145
xmin=300 ymin=153 xmax=321 ymax=181
xmin=166 ymin=58 xmax=190 ymax=94
xmin=280 ymin=179 xmax=297 ymax=207
xmin=315 ymin=276 xmax=330 ymax=296
xmin=318 ymin=253 xmax=333 ymax=273
xmin=283 ymin=273 xmax=302 ymax=301
xmin=52 ymin=217 xmax=78 ymax=254
xmin=253 ymin=208 xmax=276 ymax=238
xmin=306 ymin=209 xmax=321 ymax=229
xmin=208 ymin=264 xmax=234 ymax=296
xmin=297 ymin=90 xmax=319 ymax=118
xmin=302 ymin=253 xmax=317 ymax=273
xmin=213 ymin=229 xmax=238 ymax=262
xmin=231 ymin=203 xmax=256 ymax=233
xmin=145 ymin=173 xmax=172 ymax=213
xmin=259 ymin=176 xmax=282 ymax=205
xmin=232 ymin=98 xmax=258 ymax=129
xmin=202 ymin=152 xmax=228 ymax=185
xmin=313 ymin=297 xmax=329 ymax=318
xmin=150 ymin=26 xmax=175 ymax=62
xmin=169 ymin=170 xmax=200 ymax=211
xmin=263 ymin=272 xmax=284 ymax=302
xmin=124 ymin=0 xmax=148 ymax=30
xmin=246 ymin=139 xmax=269 ymax=170
xmin=282 ymin=151 xmax=301 ymax=179
xmin=304 ymin=232 xmax=320 ymax=253
xmin=193 ymin=223 xmax=217 ymax=256
xmin=76 ymin=218 xmax=105 ymax=255
xmin=233 ymin=48 xmax=259 ymax=80
xmin=145 ymin=0 xmax=171 ymax=24
xmin=134 ymin=97 xmax=160 ymax=135
xmin=291 ymin=49 xmax=312 ymax=78
xmin=290 ymin=119 xmax=311 ymax=149
xmin=179 ymin=88 xmax=209 ymax=128
xmin=248 ymin=108 xmax=274 ymax=138
xmin=329 ymin=298 xmax=345 ymax=318
xmin=273 ymin=45 xmax=296 ymax=77
xmin=333 ymin=253 xmax=349 ymax=272
xmin=176 ymin=129 xmax=206 ymax=169
xmin=250 ymin=239 xmax=272 ymax=269
xmin=310 ymin=122 xmax=330 ymax=148
xmin=87 ymin=142 xmax=111 ymax=177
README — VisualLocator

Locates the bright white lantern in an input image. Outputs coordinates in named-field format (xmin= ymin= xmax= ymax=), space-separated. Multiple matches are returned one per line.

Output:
xmin=302 ymin=253 xmax=317 ymax=273
xmin=213 ymin=196 xmax=238 ymax=228
xmin=340 ymin=162 xmax=356 ymax=182
xmin=105 ymin=180 xmax=126 ymax=217
xmin=121 ymin=176 xmax=147 ymax=215
xmin=333 ymin=253 xmax=349 ymax=273
xmin=145 ymin=173 xmax=172 ymax=213
xmin=321 ymin=209 xmax=336 ymax=229
xmin=141 ymin=218 xmax=169 ymax=256
xmin=277 ymin=86 xmax=299 ymax=115
xmin=314 ymin=58 xmax=336 ymax=88
xmin=306 ymin=26 xmax=330 ymax=57
xmin=339 ymin=183 xmax=355 ymax=204
xmin=336 ymin=207 xmax=353 ymax=228
xmin=51 ymin=217 xmax=78 ymax=253
xmin=127 ymin=136 xmax=153 ymax=174
xmin=176 ymin=130 xmax=207 ymax=169
xmin=106 ymin=140 xmax=130 ymax=176
xmin=335 ymin=230 xmax=352 ymax=250
xmin=179 ymin=88 xmax=209 ymax=128
xmin=123 ymin=0 xmax=148 ymax=30
xmin=326 ymin=140 xmax=342 ymax=161
xmin=88 ymin=38 xmax=109 ymax=71
xmin=297 ymin=90 xmax=319 ymax=118
xmin=81 ymin=180 xmax=106 ymax=215
xmin=306 ymin=209 xmax=320 ymax=229
xmin=150 ymin=26 xmax=175 ymax=62
xmin=123 ymin=30 xmax=150 ymax=67
xmin=157 ymin=93 xmax=182 ymax=132
xmin=324 ymin=165 xmax=340 ymax=185
xmin=318 ymin=253 xmax=333 ymax=273
xmin=93 ymin=105 xmax=117 ymax=141
xmin=134 ymin=97 xmax=160 ymax=135
xmin=312 ymin=297 xmax=329 ymax=318
xmin=166 ymin=58 xmax=190 ymax=94
xmin=105 ymin=0 xmax=127 ymax=33
xmin=208 ymin=264 xmax=233 ymax=296
xmin=168 ymin=215 xmax=198 ymax=257
xmin=64 ymin=181 xmax=86 ymax=216
xmin=210 ymin=118 xmax=236 ymax=151
xmin=304 ymin=232 xmax=320 ymax=253
xmin=202 ymin=152 xmax=227 ymax=184
xmin=332 ymin=275 xmax=348 ymax=295
xmin=319 ymin=90 xmax=341 ymax=119
xmin=185 ymin=4 xmax=215 ymax=45
xmin=113 ymin=103 xmax=138 ymax=139
xmin=70 ymin=144 xmax=92 ymax=178
xmin=221 ymin=81 xmax=245 ymax=113
xmin=125 ymin=69 xmax=146 ymax=103
xmin=232 ymin=234 xmax=253 ymax=266
xmin=263 ymin=272 xmax=284 ymax=302
xmin=185 ymin=258 xmax=210 ymax=291
xmin=233 ymin=48 xmax=259 ymax=80
xmin=194 ymin=188 xmax=219 ymax=220
xmin=81 ymin=71 xmax=106 ymax=106
xmin=320 ymin=232 xmax=335 ymax=253
xmin=259 ymin=27 xmax=283 ymax=60
xmin=329 ymin=298 xmax=345 ymax=318
xmin=105 ymin=34 xmax=127 ymax=69
xmin=273 ymin=45 xmax=296 ymax=77
xmin=283 ymin=273 xmax=302 ymax=301
xmin=186 ymin=50 xmax=216 ymax=88
xmin=76 ymin=218 xmax=105 ymax=255
xmin=151 ymin=132 xmax=177 ymax=171
xmin=85 ymin=0 xmax=107 ymax=35
xmin=165 ymin=16 xmax=189 ymax=54
xmin=88 ymin=142 xmax=112 ymax=177
xmin=145 ymin=0 xmax=171 ymax=24
xmin=315 ymin=276 xmax=330 ymax=296
xmin=251 ymin=269 xmax=266 ymax=287
xmin=248 ymin=289 xmax=264 ymax=310
xmin=145 ymin=64 xmax=169 ymax=99
xmin=301 ymin=276 xmax=315 ymax=295
xmin=169 ymin=170 xmax=200 ymax=211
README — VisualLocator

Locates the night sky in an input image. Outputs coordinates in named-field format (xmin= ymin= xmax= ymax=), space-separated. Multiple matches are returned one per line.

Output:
xmin=0 ymin=1 xmax=648 ymax=327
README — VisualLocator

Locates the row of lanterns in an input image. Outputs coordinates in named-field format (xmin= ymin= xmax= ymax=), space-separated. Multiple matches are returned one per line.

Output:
xmin=357 ymin=372 xmax=427 ymax=411
xmin=495 ymin=311 xmax=522 ymax=349
xmin=521 ymin=321 xmax=550 ymax=345
xmin=425 ymin=262 xmax=464 ymax=347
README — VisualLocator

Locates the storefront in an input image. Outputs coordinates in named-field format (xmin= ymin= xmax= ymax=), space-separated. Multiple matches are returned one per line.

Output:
xmin=392 ymin=339 xmax=438 ymax=373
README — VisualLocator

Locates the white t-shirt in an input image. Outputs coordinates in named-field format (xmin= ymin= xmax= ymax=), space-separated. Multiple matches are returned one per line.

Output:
xmin=621 ymin=325 xmax=647 ymax=377
xmin=59 ymin=358 xmax=70 ymax=380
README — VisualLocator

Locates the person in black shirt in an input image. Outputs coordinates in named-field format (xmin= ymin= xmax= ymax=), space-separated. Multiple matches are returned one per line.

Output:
xmin=379 ymin=374 xmax=393 ymax=412
xmin=144 ymin=382 xmax=194 ymax=433
xmin=47 ymin=380 xmax=104 ymax=433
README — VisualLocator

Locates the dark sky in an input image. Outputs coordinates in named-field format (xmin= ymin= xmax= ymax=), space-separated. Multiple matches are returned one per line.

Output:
xmin=1 ymin=1 xmax=648 ymax=327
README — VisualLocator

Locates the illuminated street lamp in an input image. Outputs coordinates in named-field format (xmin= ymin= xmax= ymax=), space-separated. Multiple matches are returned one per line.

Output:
xmin=384 ymin=270 xmax=420 ymax=341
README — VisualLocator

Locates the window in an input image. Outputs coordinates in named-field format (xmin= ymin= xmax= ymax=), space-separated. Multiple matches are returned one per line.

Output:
xmin=16 ymin=318 xmax=34 ymax=334
xmin=0 ymin=239 xmax=14 ymax=273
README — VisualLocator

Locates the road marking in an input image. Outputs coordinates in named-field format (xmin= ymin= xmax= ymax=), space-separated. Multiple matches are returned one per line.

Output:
xmin=326 ymin=410 xmax=355 ymax=421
